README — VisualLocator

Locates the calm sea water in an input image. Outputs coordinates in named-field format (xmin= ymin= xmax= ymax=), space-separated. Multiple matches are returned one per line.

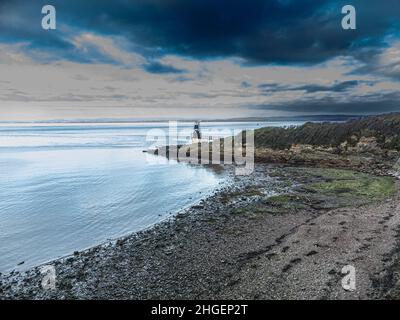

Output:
xmin=0 ymin=121 xmax=300 ymax=272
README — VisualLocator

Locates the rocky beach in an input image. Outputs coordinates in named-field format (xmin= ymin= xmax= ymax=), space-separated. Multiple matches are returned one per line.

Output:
xmin=1 ymin=164 xmax=400 ymax=299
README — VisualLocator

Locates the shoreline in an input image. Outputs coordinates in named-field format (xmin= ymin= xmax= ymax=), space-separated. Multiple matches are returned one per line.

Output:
xmin=0 ymin=165 xmax=235 ymax=275
xmin=1 ymin=164 xmax=399 ymax=299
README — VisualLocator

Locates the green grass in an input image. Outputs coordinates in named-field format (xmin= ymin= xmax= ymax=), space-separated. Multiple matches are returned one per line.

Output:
xmin=221 ymin=187 xmax=263 ymax=203
xmin=266 ymin=194 xmax=293 ymax=203
xmin=264 ymin=194 xmax=308 ymax=210
xmin=308 ymin=169 xmax=396 ymax=201
xmin=229 ymin=168 xmax=397 ymax=218
xmin=302 ymin=168 xmax=362 ymax=180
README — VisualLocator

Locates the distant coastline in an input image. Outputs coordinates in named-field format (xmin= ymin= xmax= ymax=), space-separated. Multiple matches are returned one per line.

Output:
xmin=0 ymin=113 xmax=373 ymax=125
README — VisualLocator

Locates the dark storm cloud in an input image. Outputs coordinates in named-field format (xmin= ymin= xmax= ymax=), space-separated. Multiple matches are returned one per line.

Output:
xmin=0 ymin=0 xmax=399 ymax=64
xmin=143 ymin=61 xmax=185 ymax=74
xmin=295 ymin=81 xmax=360 ymax=93
xmin=252 ymin=92 xmax=400 ymax=114
xmin=258 ymin=80 xmax=360 ymax=94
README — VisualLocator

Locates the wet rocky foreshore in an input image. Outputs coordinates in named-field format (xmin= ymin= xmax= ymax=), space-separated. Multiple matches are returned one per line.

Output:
xmin=1 ymin=162 xmax=400 ymax=300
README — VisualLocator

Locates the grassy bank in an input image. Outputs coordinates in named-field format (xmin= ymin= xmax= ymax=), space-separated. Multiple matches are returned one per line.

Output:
xmin=226 ymin=168 xmax=396 ymax=218
xmin=255 ymin=113 xmax=400 ymax=150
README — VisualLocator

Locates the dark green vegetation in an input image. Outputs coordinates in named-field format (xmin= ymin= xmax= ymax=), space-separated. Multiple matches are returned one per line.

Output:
xmin=227 ymin=168 xmax=396 ymax=217
xmin=306 ymin=168 xmax=396 ymax=201
xmin=254 ymin=113 xmax=400 ymax=150
xmin=220 ymin=187 xmax=263 ymax=204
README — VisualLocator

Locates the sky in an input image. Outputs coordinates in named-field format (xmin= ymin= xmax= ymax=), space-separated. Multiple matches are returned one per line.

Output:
xmin=0 ymin=0 xmax=399 ymax=121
